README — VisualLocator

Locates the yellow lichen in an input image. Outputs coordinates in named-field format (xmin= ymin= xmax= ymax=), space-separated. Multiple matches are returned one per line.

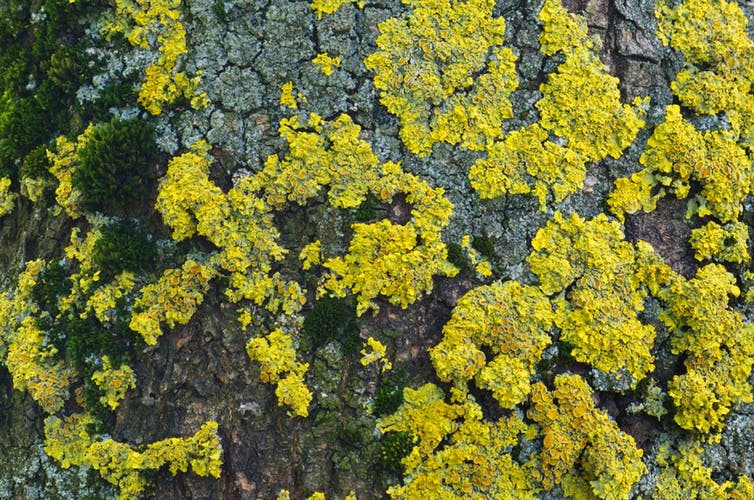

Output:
xmin=364 ymin=0 xmax=517 ymax=156
xmin=0 ymin=176 xmax=16 ymax=216
xmin=312 ymin=53 xmax=341 ymax=76
xmin=280 ymin=81 xmax=299 ymax=109
xmin=310 ymin=0 xmax=360 ymax=19
xmin=360 ymin=337 xmax=392 ymax=372
xmin=657 ymin=264 xmax=754 ymax=434
xmin=129 ymin=259 xmax=215 ymax=346
xmin=103 ymin=0 xmax=207 ymax=115
xmin=379 ymin=384 xmax=536 ymax=498
xmin=91 ymin=356 xmax=136 ymax=410
xmin=528 ymin=374 xmax=645 ymax=497
xmin=429 ymin=281 xmax=553 ymax=409
xmin=44 ymin=413 xmax=222 ymax=500
xmin=528 ymin=212 xmax=656 ymax=381
xmin=689 ymin=220 xmax=749 ymax=263
xmin=468 ymin=0 xmax=647 ymax=209
xmin=246 ymin=329 xmax=312 ymax=417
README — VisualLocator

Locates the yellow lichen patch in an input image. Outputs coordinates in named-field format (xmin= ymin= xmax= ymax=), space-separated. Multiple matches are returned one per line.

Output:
xmin=103 ymin=0 xmax=207 ymax=115
xmin=528 ymin=374 xmax=645 ymax=498
xmin=246 ymin=329 xmax=312 ymax=417
xmin=468 ymin=124 xmax=588 ymax=209
xmin=129 ymin=259 xmax=215 ymax=346
xmin=310 ymin=0 xmax=360 ymax=19
xmin=299 ymin=240 xmax=322 ymax=270
xmin=360 ymin=337 xmax=392 ymax=372
xmin=312 ymin=53 xmax=341 ymax=76
xmin=381 ymin=388 xmax=536 ymax=499
xmin=86 ymin=271 xmax=136 ymax=323
xmin=656 ymin=0 xmax=754 ymax=119
xmin=91 ymin=356 xmax=136 ymax=410
xmin=44 ymin=413 xmax=222 ymax=500
xmin=155 ymin=140 xmax=298 ymax=319
xmin=0 ymin=260 xmax=71 ymax=414
xmin=429 ymin=281 xmax=553 ymax=409
xmin=0 ymin=176 xmax=16 ymax=217
xmin=364 ymin=0 xmax=518 ymax=156
xmin=536 ymin=0 xmax=647 ymax=163
xmin=5 ymin=316 xmax=71 ymax=413
xmin=653 ymin=440 xmax=738 ymax=499
xmin=377 ymin=383 xmax=461 ymax=463
xmin=256 ymin=114 xmax=456 ymax=315
xmin=279 ymin=81 xmax=299 ymax=109
xmin=689 ymin=220 xmax=749 ymax=263
xmin=528 ymin=212 xmax=656 ymax=381
xmin=47 ymin=125 xmax=96 ymax=219
xmin=469 ymin=0 xmax=646 ymax=209
xmin=656 ymin=264 xmax=754 ymax=434
xmin=610 ymin=105 xmax=753 ymax=224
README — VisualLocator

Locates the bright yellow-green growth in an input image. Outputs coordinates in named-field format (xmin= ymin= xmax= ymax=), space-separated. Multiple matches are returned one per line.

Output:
xmin=299 ymin=240 xmax=322 ymax=270
xmin=246 ymin=329 xmax=312 ymax=417
xmin=44 ymin=413 xmax=222 ymax=500
xmin=103 ymin=0 xmax=207 ymax=114
xmin=656 ymin=0 xmax=754 ymax=120
xmin=654 ymin=440 xmax=754 ymax=499
xmin=364 ymin=0 xmax=518 ymax=156
xmin=689 ymin=220 xmax=749 ymax=263
xmin=360 ymin=337 xmax=392 ymax=372
xmin=0 ymin=260 xmax=71 ymax=413
xmin=47 ymin=125 xmax=97 ymax=219
xmin=377 ymin=384 xmax=536 ymax=498
xmin=312 ymin=53 xmax=341 ymax=76
xmin=469 ymin=0 xmax=647 ymax=209
xmin=528 ymin=212 xmax=656 ymax=381
xmin=91 ymin=356 xmax=137 ymax=410
xmin=610 ymin=0 xmax=754 ymax=237
xmin=129 ymin=259 xmax=215 ymax=346
xmin=0 ymin=176 xmax=16 ymax=216
xmin=528 ymin=374 xmax=646 ymax=498
xmin=86 ymin=271 xmax=136 ymax=323
xmin=259 ymin=114 xmax=457 ymax=315
xmin=280 ymin=82 xmax=298 ymax=109
xmin=429 ymin=281 xmax=553 ymax=409
xmin=310 ymin=0 xmax=360 ymax=19
xmin=657 ymin=264 xmax=754 ymax=434
xmin=609 ymin=105 xmax=753 ymax=223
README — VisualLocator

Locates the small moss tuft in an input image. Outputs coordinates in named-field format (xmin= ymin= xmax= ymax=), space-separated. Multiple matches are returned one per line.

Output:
xmin=72 ymin=118 xmax=157 ymax=212
xmin=379 ymin=431 xmax=413 ymax=473
xmin=303 ymin=297 xmax=360 ymax=353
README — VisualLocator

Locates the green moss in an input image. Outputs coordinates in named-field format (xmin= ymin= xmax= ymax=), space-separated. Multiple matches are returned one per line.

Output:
xmin=72 ymin=118 xmax=157 ymax=212
xmin=92 ymin=219 xmax=157 ymax=282
xmin=352 ymin=194 xmax=383 ymax=222
xmin=379 ymin=431 xmax=413 ymax=473
xmin=212 ymin=0 xmax=227 ymax=21
xmin=30 ymin=259 xmax=72 ymax=320
xmin=445 ymin=243 xmax=469 ymax=271
xmin=373 ymin=368 xmax=406 ymax=417
xmin=20 ymin=145 xmax=51 ymax=180
xmin=472 ymin=235 xmax=497 ymax=260
xmin=303 ymin=297 xmax=360 ymax=353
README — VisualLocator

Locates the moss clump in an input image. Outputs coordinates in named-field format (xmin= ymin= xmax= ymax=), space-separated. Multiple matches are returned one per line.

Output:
xmin=303 ymin=297 xmax=360 ymax=353
xmin=472 ymin=235 xmax=496 ymax=260
xmin=30 ymin=259 xmax=72 ymax=319
xmin=92 ymin=219 xmax=157 ymax=282
xmin=445 ymin=242 xmax=469 ymax=271
xmin=352 ymin=194 xmax=383 ymax=222
xmin=373 ymin=368 xmax=406 ymax=417
xmin=379 ymin=431 xmax=413 ymax=473
xmin=72 ymin=118 xmax=157 ymax=212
